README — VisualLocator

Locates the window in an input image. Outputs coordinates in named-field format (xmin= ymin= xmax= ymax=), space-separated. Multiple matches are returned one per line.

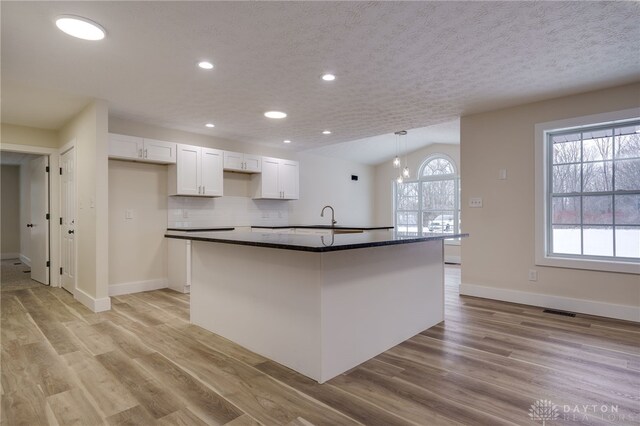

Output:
xmin=395 ymin=155 xmax=461 ymax=238
xmin=535 ymin=109 xmax=640 ymax=274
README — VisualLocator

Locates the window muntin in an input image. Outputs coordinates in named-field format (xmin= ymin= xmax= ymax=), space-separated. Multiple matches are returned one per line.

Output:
xmin=395 ymin=155 xmax=461 ymax=237
xmin=548 ymin=121 xmax=640 ymax=261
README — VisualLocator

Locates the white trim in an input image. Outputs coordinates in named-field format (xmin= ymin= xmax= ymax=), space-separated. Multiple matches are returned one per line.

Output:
xmin=444 ymin=255 xmax=461 ymax=264
xmin=108 ymin=278 xmax=168 ymax=296
xmin=535 ymin=108 xmax=640 ymax=275
xmin=1 ymin=253 xmax=20 ymax=260
xmin=0 ymin=143 xmax=58 ymax=155
xmin=74 ymin=287 xmax=111 ymax=313
xmin=19 ymin=254 xmax=31 ymax=266
xmin=460 ymin=282 xmax=639 ymax=323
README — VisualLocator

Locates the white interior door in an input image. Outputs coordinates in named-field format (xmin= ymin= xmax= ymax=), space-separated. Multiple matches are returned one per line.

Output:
xmin=29 ymin=156 xmax=49 ymax=285
xmin=60 ymin=147 xmax=76 ymax=294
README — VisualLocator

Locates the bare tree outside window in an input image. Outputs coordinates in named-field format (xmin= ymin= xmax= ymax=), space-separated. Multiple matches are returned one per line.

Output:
xmin=549 ymin=122 xmax=640 ymax=260
xmin=395 ymin=155 xmax=460 ymax=237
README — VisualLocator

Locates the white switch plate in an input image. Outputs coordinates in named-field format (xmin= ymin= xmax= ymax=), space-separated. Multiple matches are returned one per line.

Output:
xmin=182 ymin=209 xmax=189 ymax=218
xmin=469 ymin=197 xmax=483 ymax=208
xmin=528 ymin=269 xmax=538 ymax=281
xmin=125 ymin=209 xmax=134 ymax=220
xmin=498 ymin=169 xmax=507 ymax=180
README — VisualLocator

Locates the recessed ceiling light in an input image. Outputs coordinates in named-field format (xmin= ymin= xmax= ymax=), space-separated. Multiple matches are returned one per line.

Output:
xmin=264 ymin=111 xmax=287 ymax=119
xmin=283 ymin=140 xmax=291 ymax=144
xmin=205 ymin=123 xmax=215 ymax=128
xmin=322 ymin=130 xmax=332 ymax=135
xmin=322 ymin=74 xmax=336 ymax=81
xmin=55 ymin=15 xmax=105 ymax=41
xmin=198 ymin=61 xmax=214 ymax=70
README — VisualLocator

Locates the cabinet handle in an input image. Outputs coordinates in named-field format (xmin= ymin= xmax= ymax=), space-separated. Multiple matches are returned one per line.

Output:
xmin=144 ymin=149 xmax=148 ymax=158
xmin=198 ymin=186 xmax=201 ymax=194
xmin=138 ymin=149 xmax=143 ymax=158
xmin=202 ymin=186 xmax=205 ymax=194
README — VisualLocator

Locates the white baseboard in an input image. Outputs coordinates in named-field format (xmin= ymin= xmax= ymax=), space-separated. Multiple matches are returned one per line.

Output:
xmin=445 ymin=255 xmax=461 ymax=264
xmin=19 ymin=254 xmax=31 ymax=266
xmin=460 ymin=283 xmax=639 ymax=323
xmin=109 ymin=278 xmax=168 ymax=296
xmin=1 ymin=253 xmax=20 ymax=260
xmin=74 ymin=287 xmax=111 ymax=313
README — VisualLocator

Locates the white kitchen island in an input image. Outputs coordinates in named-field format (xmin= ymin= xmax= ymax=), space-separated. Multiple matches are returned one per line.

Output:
xmin=165 ymin=229 xmax=466 ymax=383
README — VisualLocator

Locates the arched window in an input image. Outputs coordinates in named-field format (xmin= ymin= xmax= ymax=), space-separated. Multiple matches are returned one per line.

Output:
xmin=395 ymin=154 xmax=461 ymax=236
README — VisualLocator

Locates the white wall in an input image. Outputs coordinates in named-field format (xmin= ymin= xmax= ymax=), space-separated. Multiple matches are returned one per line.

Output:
xmin=460 ymin=82 xmax=640 ymax=320
xmin=1 ymin=165 xmax=20 ymax=257
xmin=289 ymin=153 xmax=375 ymax=226
xmin=109 ymin=160 xmax=168 ymax=287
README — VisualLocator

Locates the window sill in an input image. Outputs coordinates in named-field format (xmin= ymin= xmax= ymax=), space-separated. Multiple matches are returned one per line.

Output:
xmin=536 ymin=255 xmax=640 ymax=275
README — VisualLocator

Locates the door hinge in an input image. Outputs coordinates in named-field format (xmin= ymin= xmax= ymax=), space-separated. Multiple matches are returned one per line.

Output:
xmin=59 ymin=167 xmax=63 ymax=175
xmin=60 ymin=217 xmax=63 ymax=225
xmin=46 ymin=213 xmax=50 ymax=220
xmin=60 ymin=267 xmax=63 ymax=275
xmin=46 ymin=261 xmax=50 ymax=267
xmin=45 ymin=166 xmax=49 ymax=173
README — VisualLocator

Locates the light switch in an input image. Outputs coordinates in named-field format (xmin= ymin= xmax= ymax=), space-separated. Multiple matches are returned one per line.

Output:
xmin=125 ymin=209 xmax=134 ymax=220
xmin=498 ymin=169 xmax=507 ymax=180
xmin=469 ymin=197 xmax=483 ymax=208
xmin=89 ymin=197 xmax=95 ymax=208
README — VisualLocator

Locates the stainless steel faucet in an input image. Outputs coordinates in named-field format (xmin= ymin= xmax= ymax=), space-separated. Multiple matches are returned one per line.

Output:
xmin=321 ymin=205 xmax=337 ymax=226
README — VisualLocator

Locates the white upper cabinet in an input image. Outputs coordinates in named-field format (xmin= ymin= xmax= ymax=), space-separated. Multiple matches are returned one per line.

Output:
xmin=252 ymin=156 xmax=299 ymax=200
xmin=223 ymin=151 xmax=262 ymax=173
xmin=108 ymin=133 xmax=176 ymax=164
xmin=169 ymin=144 xmax=223 ymax=197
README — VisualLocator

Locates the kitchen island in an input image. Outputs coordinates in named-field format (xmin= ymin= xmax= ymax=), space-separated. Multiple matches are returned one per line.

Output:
xmin=165 ymin=229 xmax=467 ymax=383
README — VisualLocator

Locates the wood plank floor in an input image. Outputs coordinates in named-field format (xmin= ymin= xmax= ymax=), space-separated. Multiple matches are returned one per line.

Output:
xmin=1 ymin=259 xmax=639 ymax=425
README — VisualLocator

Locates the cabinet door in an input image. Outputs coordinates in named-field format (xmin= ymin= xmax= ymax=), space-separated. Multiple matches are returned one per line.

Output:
xmin=223 ymin=151 xmax=244 ymax=172
xmin=143 ymin=138 xmax=176 ymax=164
xmin=280 ymin=160 xmax=299 ymax=200
xmin=176 ymin=144 xmax=201 ymax=196
xmin=201 ymin=148 xmax=224 ymax=196
xmin=243 ymin=154 xmax=262 ymax=173
xmin=108 ymin=133 xmax=143 ymax=160
xmin=260 ymin=157 xmax=281 ymax=199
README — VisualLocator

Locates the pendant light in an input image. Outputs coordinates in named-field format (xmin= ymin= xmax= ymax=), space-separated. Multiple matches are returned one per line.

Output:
xmin=394 ymin=130 xmax=409 ymax=181
xmin=393 ymin=131 xmax=401 ymax=168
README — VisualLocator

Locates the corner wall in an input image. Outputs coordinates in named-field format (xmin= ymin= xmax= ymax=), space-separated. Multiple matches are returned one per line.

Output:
xmin=59 ymin=100 xmax=110 ymax=311
xmin=460 ymin=82 xmax=640 ymax=320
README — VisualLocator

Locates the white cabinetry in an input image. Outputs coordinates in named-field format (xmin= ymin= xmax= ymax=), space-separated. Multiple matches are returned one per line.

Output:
xmin=252 ymin=157 xmax=299 ymax=200
xmin=168 ymin=239 xmax=190 ymax=293
xmin=108 ymin=133 xmax=176 ymax=164
xmin=223 ymin=151 xmax=262 ymax=173
xmin=168 ymin=144 xmax=223 ymax=197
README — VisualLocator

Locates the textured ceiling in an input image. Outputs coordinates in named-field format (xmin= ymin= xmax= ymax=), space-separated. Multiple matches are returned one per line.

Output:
xmin=2 ymin=1 xmax=639 ymax=152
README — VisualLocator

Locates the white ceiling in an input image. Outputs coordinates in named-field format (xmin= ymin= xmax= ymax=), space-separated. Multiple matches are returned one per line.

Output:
xmin=2 ymin=2 xmax=639 ymax=153
xmin=306 ymin=119 xmax=459 ymax=165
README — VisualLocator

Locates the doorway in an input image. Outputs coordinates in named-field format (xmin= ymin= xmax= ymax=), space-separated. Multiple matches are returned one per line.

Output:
xmin=0 ymin=151 xmax=50 ymax=286
xmin=59 ymin=146 xmax=75 ymax=294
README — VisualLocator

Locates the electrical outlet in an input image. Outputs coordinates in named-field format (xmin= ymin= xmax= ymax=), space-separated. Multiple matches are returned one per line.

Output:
xmin=498 ymin=169 xmax=507 ymax=180
xmin=528 ymin=269 xmax=538 ymax=281
xmin=182 ymin=209 xmax=189 ymax=218
xmin=469 ymin=197 xmax=483 ymax=208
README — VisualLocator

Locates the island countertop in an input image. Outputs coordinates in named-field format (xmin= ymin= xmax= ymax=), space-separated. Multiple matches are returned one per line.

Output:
xmin=165 ymin=229 xmax=468 ymax=252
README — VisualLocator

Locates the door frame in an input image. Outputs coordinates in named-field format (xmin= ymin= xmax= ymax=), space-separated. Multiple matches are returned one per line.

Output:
xmin=0 ymin=143 xmax=59 ymax=287
xmin=58 ymin=140 xmax=77 ymax=295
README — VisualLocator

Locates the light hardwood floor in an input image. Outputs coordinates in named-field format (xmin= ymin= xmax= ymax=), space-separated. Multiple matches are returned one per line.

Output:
xmin=1 ymin=259 xmax=639 ymax=425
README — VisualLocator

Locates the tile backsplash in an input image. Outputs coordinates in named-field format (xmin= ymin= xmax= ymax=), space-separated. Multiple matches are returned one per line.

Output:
xmin=168 ymin=196 xmax=290 ymax=228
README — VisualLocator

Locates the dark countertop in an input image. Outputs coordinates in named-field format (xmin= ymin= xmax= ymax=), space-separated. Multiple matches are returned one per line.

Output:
xmin=251 ymin=225 xmax=394 ymax=230
xmin=166 ymin=227 xmax=235 ymax=232
xmin=165 ymin=229 xmax=468 ymax=253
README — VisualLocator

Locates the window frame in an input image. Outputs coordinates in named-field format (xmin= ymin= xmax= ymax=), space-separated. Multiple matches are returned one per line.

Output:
xmin=394 ymin=154 xmax=461 ymax=242
xmin=535 ymin=108 xmax=640 ymax=274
